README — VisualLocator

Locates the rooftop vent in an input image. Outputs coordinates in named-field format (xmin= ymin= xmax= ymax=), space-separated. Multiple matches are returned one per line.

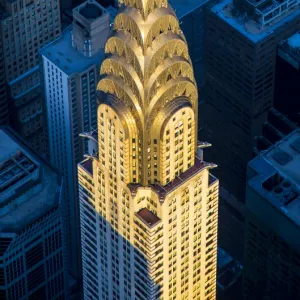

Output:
xmin=79 ymin=3 xmax=102 ymax=20
xmin=262 ymin=173 xmax=283 ymax=191
xmin=263 ymin=175 xmax=298 ymax=205
xmin=272 ymin=150 xmax=293 ymax=165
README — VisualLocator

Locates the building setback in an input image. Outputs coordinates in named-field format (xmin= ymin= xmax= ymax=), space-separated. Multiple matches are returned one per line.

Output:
xmin=0 ymin=127 xmax=68 ymax=299
xmin=244 ymin=129 xmax=300 ymax=299
xmin=0 ymin=0 xmax=61 ymax=154
xmin=78 ymin=0 xmax=219 ymax=299
xmin=40 ymin=0 xmax=109 ymax=281
xmin=200 ymin=0 xmax=300 ymax=202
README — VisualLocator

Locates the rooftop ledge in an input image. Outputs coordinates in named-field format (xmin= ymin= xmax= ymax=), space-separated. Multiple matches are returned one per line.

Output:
xmin=78 ymin=156 xmax=217 ymax=201
xmin=136 ymin=207 xmax=161 ymax=228
xmin=80 ymin=158 xmax=93 ymax=176
xmin=129 ymin=157 xmax=216 ymax=201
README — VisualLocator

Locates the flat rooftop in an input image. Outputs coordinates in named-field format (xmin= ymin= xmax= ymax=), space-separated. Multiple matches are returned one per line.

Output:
xmin=217 ymin=248 xmax=242 ymax=291
xmin=0 ymin=128 xmax=61 ymax=233
xmin=248 ymin=129 xmax=300 ymax=226
xmin=218 ymin=247 xmax=234 ymax=269
xmin=169 ymin=0 xmax=209 ymax=19
xmin=211 ymin=0 xmax=300 ymax=43
xmin=136 ymin=208 xmax=161 ymax=228
xmin=278 ymin=31 xmax=300 ymax=68
xmin=39 ymin=27 xmax=104 ymax=76
xmin=287 ymin=31 xmax=300 ymax=50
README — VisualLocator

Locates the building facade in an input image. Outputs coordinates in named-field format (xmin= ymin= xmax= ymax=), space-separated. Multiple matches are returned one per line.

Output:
xmin=40 ymin=0 xmax=110 ymax=280
xmin=0 ymin=0 xmax=61 ymax=154
xmin=275 ymin=33 xmax=300 ymax=125
xmin=0 ymin=15 xmax=8 ymax=125
xmin=200 ymin=0 xmax=300 ymax=202
xmin=79 ymin=0 xmax=219 ymax=299
xmin=0 ymin=127 xmax=68 ymax=299
xmin=244 ymin=129 xmax=300 ymax=299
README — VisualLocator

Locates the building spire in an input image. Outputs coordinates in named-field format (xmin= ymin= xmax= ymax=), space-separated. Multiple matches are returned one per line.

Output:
xmin=119 ymin=0 xmax=168 ymax=19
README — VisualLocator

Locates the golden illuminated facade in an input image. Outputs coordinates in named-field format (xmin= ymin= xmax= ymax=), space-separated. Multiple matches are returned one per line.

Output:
xmin=78 ymin=0 xmax=219 ymax=299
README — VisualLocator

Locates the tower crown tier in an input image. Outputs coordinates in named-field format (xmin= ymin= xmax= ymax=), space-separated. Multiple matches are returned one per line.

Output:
xmin=97 ymin=0 xmax=198 ymax=185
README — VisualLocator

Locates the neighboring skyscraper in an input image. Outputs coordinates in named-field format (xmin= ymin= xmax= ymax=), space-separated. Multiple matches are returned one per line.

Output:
xmin=275 ymin=33 xmax=300 ymax=125
xmin=244 ymin=129 xmax=300 ymax=299
xmin=79 ymin=0 xmax=219 ymax=299
xmin=40 ymin=0 xmax=109 ymax=279
xmin=0 ymin=127 xmax=68 ymax=299
xmin=200 ymin=0 xmax=300 ymax=202
xmin=170 ymin=0 xmax=211 ymax=90
xmin=0 ymin=0 xmax=61 ymax=154
xmin=255 ymin=33 xmax=300 ymax=156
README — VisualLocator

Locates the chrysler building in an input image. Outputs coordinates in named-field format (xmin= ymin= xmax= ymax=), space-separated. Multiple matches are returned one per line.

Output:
xmin=78 ymin=0 xmax=219 ymax=299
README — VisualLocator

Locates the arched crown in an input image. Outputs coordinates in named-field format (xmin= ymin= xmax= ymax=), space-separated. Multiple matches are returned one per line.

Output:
xmin=97 ymin=0 xmax=198 ymax=185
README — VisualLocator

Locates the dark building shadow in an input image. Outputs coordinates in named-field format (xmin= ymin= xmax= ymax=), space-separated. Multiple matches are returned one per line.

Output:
xmin=274 ymin=50 xmax=300 ymax=125
xmin=80 ymin=200 xmax=161 ymax=300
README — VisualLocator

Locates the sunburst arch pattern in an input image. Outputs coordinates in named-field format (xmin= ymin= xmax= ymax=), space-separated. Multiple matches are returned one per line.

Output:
xmin=97 ymin=0 xmax=198 ymax=184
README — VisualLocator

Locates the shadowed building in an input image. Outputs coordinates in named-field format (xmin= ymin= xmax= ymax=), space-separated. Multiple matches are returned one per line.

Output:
xmin=255 ymin=33 xmax=300 ymax=155
xmin=170 ymin=0 xmax=211 ymax=91
xmin=78 ymin=0 xmax=219 ymax=299
xmin=40 ymin=0 xmax=109 ymax=282
xmin=0 ymin=127 xmax=68 ymax=299
xmin=0 ymin=0 xmax=61 ymax=155
xmin=0 ymin=14 xmax=8 ymax=126
xmin=201 ymin=0 xmax=300 ymax=203
xmin=244 ymin=129 xmax=300 ymax=299
xmin=275 ymin=32 xmax=300 ymax=125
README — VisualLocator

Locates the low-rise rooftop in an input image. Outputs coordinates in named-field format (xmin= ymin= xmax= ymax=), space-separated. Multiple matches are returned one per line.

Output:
xmin=0 ymin=128 xmax=61 ymax=233
xmin=39 ymin=27 xmax=104 ymax=76
xmin=211 ymin=0 xmax=300 ymax=43
xmin=217 ymin=248 xmax=243 ymax=291
xmin=278 ymin=31 xmax=300 ymax=69
xmin=286 ymin=31 xmax=300 ymax=50
xmin=248 ymin=129 xmax=300 ymax=226
xmin=170 ymin=0 xmax=209 ymax=19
